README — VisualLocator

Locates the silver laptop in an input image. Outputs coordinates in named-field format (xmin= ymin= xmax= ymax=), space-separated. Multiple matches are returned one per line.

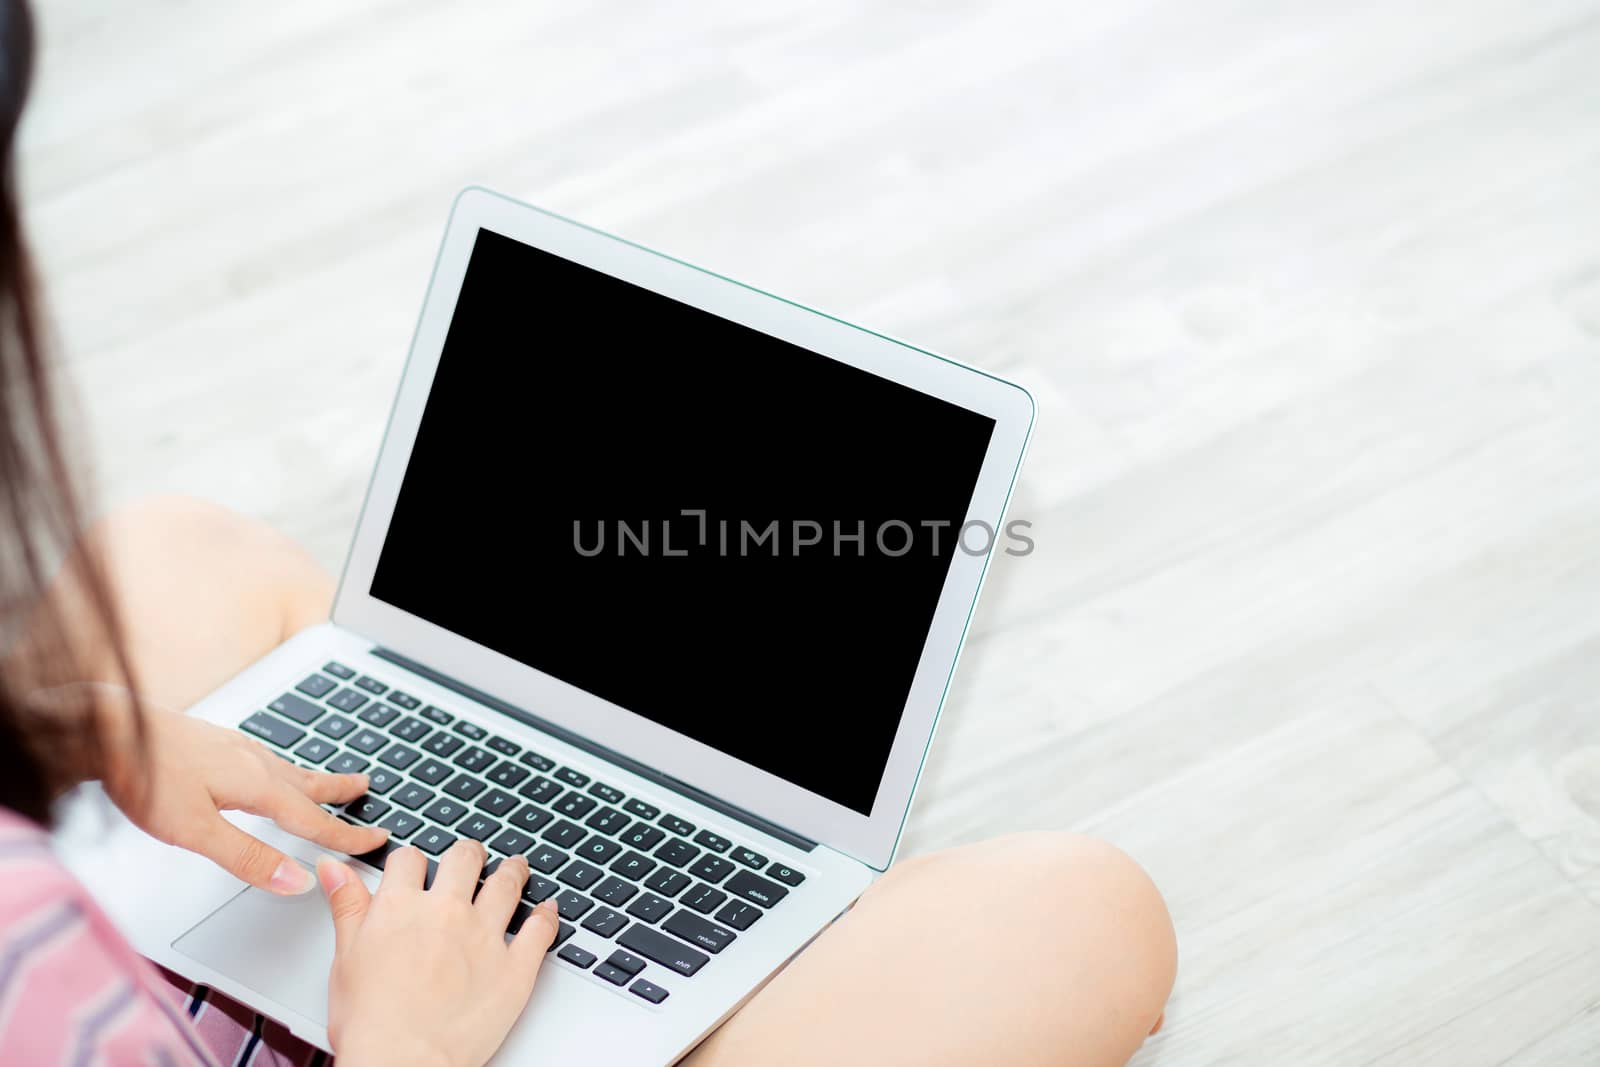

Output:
xmin=56 ymin=188 xmax=1034 ymax=1065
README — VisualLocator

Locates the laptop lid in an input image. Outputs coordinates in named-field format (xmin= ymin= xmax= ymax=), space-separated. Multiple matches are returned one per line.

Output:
xmin=333 ymin=188 xmax=1033 ymax=870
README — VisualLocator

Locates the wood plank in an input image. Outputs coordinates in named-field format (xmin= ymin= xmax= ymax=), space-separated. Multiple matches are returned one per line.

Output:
xmin=20 ymin=0 xmax=1600 ymax=1061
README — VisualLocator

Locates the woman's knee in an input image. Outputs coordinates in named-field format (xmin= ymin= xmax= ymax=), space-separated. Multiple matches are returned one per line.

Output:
xmin=884 ymin=832 xmax=1176 ymax=1029
xmin=65 ymin=495 xmax=333 ymax=709
xmin=1026 ymin=833 xmax=1175 ymax=997
xmin=91 ymin=494 xmax=333 ymax=631
xmin=92 ymin=494 xmax=289 ymax=568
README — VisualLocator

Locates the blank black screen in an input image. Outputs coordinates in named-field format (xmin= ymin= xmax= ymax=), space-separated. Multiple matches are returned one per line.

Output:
xmin=370 ymin=229 xmax=995 ymax=814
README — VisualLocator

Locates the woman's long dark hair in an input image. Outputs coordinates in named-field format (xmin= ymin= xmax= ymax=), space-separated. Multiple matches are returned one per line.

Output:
xmin=0 ymin=0 xmax=138 ymax=824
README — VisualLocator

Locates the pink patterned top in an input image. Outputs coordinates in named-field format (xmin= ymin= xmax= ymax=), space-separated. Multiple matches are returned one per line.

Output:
xmin=0 ymin=807 xmax=324 ymax=1066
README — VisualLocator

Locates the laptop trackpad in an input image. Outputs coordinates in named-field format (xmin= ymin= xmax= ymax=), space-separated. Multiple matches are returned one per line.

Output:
xmin=173 ymin=878 xmax=334 ymax=1025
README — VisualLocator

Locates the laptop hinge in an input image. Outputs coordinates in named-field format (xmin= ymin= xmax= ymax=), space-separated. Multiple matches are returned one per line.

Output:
xmin=371 ymin=647 xmax=817 ymax=853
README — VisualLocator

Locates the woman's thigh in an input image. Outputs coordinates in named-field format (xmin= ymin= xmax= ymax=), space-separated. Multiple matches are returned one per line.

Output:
xmin=683 ymin=832 xmax=1175 ymax=1067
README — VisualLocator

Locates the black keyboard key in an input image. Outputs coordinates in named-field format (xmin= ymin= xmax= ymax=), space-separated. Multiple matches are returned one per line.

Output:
xmin=295 ymin=674 xmax=337 ymax=699
xmin=583 ymin=907 xmax=628 ymax=938
xmin=558 ymin=944 xmax=597 ymax=969
xmin=623 ymin=798 xmax=660 ymax=820
xmin=558 ymin=861 xmax=605 ymax=891
xmin=476 ymin=788 xmax=518 ymax=817
xmin=444 ymin=774 xmax=487 ymax=801
xmin=664 ymin=910 xmax=737 ymax=954
xmin=588 ymin=782 xmax=625 ymax=805
xmin=519 ymin=776 xmax=563 ymax=804
xmin=354 ymin=675 xmax=388 ymax=695
xmin=422 ymin=858 xmax=442 ymax=889
xmin=522 ymin=875 xmax=559 ymax=903
xmin=644 ymin=869 xmax=690 ymax=898
xmin=327 ymin=752 xmax=370 ymax=775
xmin=421 ymin=704 xmax=454 ymax=725
xmin=452 ymin=720 xmax=488 ymax=741
xmin=488 ymin=761 xmax=530 ymax=789
xmin=509 ymin=804 xmax=553 ymax=835
xmin=347 ymin=729 xmax=387 ymax=756
xmin=542 ymin=820 xmax=586 ymax=848
xmin=379 ymin=810 xmax=423 ymax=839
xmin=414 ymin=827 xmax=456 ymax=855
xmin=611 ymin=851 xmax=658 ymax=882
xmin=555 ymin=767 xmax=589 ymax=788
xmin=683 ymin=884 xmax=727 ymax=914
xmin=689 ymin=855 xmax=736 ymax=884
xmin=422 ymin=798 xmax=468 ymax=825
xmin=315 ymin=714 xmax=357 ymax=740
xmin=714 ymin=901 xmax=762 ymax=930
xmin=767 ymin=863 xmax=806 ymax=886
xmin=625 ymin=892 xmax=673 ymax=923
xmin=585 ymin=807 xmax=629 ymax=836
xmin=423 ymin=732 xmax=464 ymax=758
xmin=327 ymin=688 xmax=369 ymax=712
xmin=594 ymin=962 xmax=631 ymax=986
xmin=622 ymin=825 xmax=666 ymax=851
xmin=618 ymin=924 xmax=709 ymax=978
xmin=352 ymin=838 xmax=399 ymax=870
xmin=554 ymin=891 xmax=593 ymax=921
xmin=519 ymin=750 xmax=556 ymax=772
xmin=393 ymin=783 xmax=435 ymax=810
xmin=594 ymin=877 xmax=638 ymax=906
xmin=412 ymin=758 xmax=452 ymax=785
xmin=458 ymin=814 xmax=501 ymax=841
xmin=240 ymin=712 xmax=304 ymax=749
xmin=505 ymin=901 xmax=533 ymax=935
xmin=660 ymin=815 xmax=695 ymax=837
xmin=357 ymin=703 xmax=400 ymax=729
xmin=555 ymin=792 xmax=597 ymax=819
xmin=629 ymin=979 xmax=669 ymax=1004
xmin=345 ymin=795 xmax=391 ymax=823
xmin=393 ymin=716 xmax=432 ymax=743
xmin=378 ymin=744 xmax=421 ymax=770
xmin=489 ymin=828 xmax=536 ymax=855
xmin=271 ymin=693 xmax=325 ymax=725
xmin=529 ymin=846 xmax=568 ymax=874
xmin=323 ymin=661 xmax=356 ymax=680
xmin=366 ymin=767 xmax=402 ymax=795
xmin=725 ymin=870 xmax=789 ymax=909
xmin=388 ymin=690 xmax=422 ymax=711
xmin=693 ymin=830 xmax=732 ymax=854
xmin=454 ymin=747 xmax=495 ymax=773
xmin=606 ymin=949 xmax=647 ymax=976
xmin=654 ymin=839 xmax=700 ymax=868
xmin=576 ymin=838 xmax=622 ymax=866
xmin=550 ymin=921 xmax=575 ymax=950
xmin=732 ymin=847 xmax=769 ymax=870
xmin=293 ymin=737 xmax=336 ymax=764
xmin=486 ymin=735 xmax=520 ymax=757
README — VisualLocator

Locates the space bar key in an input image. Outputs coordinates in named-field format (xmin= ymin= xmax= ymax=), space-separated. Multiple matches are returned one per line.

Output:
xmin=618 ymin=924 xmax=710 ymax=977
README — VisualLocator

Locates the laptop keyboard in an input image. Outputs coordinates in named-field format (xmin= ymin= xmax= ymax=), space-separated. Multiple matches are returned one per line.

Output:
xmin=237 ymin=661 xmax=809 ymax=1007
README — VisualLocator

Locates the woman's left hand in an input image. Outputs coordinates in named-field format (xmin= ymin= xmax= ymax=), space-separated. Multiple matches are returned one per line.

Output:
xmin=101 ymin=704 xmax=388 ymax=895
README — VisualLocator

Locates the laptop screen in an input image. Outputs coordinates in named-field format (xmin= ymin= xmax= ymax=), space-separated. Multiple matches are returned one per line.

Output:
xmin=370 ymin=228 xmax=996 ymax=815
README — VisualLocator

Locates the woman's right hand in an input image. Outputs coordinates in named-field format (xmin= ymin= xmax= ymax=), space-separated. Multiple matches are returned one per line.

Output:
xmin=317 ymin=841 xmax=561 ymax=1067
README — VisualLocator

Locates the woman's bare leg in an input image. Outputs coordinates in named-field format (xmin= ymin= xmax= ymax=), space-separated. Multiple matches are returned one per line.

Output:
xmin=684 ymin=832 xmax=1176 ymax=1067
xmin=23 ymin=494 xmax=333 ymax=710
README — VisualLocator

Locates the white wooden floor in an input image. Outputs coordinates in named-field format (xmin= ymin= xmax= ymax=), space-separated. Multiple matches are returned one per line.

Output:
xmin=20 ymin=1 xmax=1600 ymax=1063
